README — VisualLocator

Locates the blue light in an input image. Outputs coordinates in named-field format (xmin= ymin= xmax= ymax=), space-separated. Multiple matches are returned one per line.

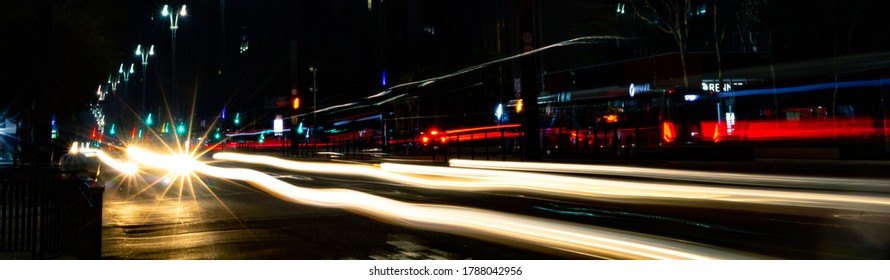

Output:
xmin=724 ymin=78 xmax=890 ymax=97
xmin=51 ymin=115 xmax=57 ymax=139
xmin=382 ymin=69 xmax=387 ymax=87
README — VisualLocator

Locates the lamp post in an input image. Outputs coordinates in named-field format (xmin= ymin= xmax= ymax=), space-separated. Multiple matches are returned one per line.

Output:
xmin=118 ymin=63 xmax=134 ymax=83
xmin=107 ymin=74 xmax=117 ymax=95
xmin=162 ymin=4 xmax=186 ymax=118
xmin=106 ymin=73 xmax=120 ymax=132
xmin=136 ymin=44 xmax=154 ymax=116
xmin=118 ymin=63 xmax=134 ymax=102
xmin=309 ymin=66 xmax=318 ymax=149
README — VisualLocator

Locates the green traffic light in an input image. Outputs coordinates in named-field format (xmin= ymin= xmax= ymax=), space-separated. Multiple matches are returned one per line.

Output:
xmin=146 ymin=113 xmax=153 ymax=126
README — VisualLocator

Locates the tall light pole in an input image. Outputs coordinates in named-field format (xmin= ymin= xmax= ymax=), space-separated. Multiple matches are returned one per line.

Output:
xmin=107 ymin=74 xmax=117 ymax=95
xmin=118 ymin=63 xmax=134 ymax=97
xmin=309 ymin=66 xmax=318 ymax=149
xmin=107 ymin=73 xmax=120 ymax=132
xmin=162 ymin=4 xmax=186 ymax=119
xmin=136 ymin=44 xmax=154 ymax=117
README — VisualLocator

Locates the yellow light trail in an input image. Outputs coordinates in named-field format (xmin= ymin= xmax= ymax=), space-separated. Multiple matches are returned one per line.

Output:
xmin=449 ymin=159 xmax=890 ymax=194
xmin=212 ymin=153 xmax=890 ymax=214
xmin=384 ymin=161 xmax=890 ymax=214
xmin=95 ymin=150 xmax=138 ymax=175
xmin=125 ymin=147 xmax=757 ymax=259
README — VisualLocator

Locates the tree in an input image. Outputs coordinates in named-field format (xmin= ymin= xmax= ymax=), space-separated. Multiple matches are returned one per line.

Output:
xmin=735 ymin=0 xmax=768 ymax=54
xmin=627 ymin=0 xmax=693 ymax=87
xmin=712 ymin=1 xmax=726 ymax=84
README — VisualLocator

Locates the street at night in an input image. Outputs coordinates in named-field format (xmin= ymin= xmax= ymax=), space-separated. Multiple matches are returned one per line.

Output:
xmin=4 ymin=0 xmax=890 ymax=279
xmin=91 ymin=148 xmax=890 ymax=260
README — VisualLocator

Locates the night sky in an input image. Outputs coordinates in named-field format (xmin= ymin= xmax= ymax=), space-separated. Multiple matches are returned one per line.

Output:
xmin=3 ymin=0 xmax=890 ymax=150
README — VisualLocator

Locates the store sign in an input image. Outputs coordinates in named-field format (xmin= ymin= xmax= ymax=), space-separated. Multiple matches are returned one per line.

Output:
xmin=701 ymin=79 xmax=747 ymax=93
xmin=629 ymin=83 xmax=650 ymax=97
xmin=702 ymin=82 xmax=733 ymax=92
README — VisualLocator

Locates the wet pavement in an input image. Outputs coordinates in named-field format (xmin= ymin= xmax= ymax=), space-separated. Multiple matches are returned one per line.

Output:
xmin=100 ymin=167 xmax=556 ymax=260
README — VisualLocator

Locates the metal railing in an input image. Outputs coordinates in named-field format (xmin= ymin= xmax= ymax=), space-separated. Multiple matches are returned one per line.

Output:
xmin=0 ymin=167 xmax=103 ymax=259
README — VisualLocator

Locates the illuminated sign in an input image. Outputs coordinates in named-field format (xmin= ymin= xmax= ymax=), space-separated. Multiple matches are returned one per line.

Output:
xmin=701 ymin=79 xmax=747 ymax=93
xmin=702 ymin=83 xmax=732 ymax=92
xmin=629 ymin=83 xmax=650 ymax=97
xmin=273 ymin=116 xmax=284 ymax=136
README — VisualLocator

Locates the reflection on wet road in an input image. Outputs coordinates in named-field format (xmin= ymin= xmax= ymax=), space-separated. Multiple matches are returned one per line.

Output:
xmin=97 ymin=147 xmax=890 ymax=259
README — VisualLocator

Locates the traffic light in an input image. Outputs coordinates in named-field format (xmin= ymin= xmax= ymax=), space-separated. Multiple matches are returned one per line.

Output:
xmin=234 ymin=113 xmax=241 ymax=125
xmin=146 ymin=113 xmax=153 ymax=126
xmin=177 ymin=122 xmax=186 ymax=135
xmin=109 ymin=123 xmax=116 ymax=136
xmin=292 ymin=97 xmax=300 ymax=109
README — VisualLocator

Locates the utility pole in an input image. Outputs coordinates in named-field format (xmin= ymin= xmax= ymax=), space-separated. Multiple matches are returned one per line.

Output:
xmin=309 ymin=66 xmax=318 ymax=152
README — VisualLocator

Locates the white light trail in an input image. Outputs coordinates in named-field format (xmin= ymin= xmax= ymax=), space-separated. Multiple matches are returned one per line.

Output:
xmin=449 ymin=159 xmax=890 ymax=194
xmin=213 ymin=152 xmax=495 ymax=190
xmin=122 ymin=147 xmax=756 ymax=259
xmin=96 ymin=150 xmax=138 ymax=175
xmin=385 ymin=161 xmax=890 ymax=214
xmin=213 ymin=153 xmax=890 ymax=214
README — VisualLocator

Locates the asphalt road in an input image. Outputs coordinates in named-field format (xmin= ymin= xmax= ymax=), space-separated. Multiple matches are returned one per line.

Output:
xmin=97 ymin=151 xmax=890 ymax=259
xmin=100 ymin=161 xmax=558 ymax=259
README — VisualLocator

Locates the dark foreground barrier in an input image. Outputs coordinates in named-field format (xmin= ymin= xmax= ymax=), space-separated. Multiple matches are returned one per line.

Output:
xmin=0 ymin=167 xmax=103 ymax=259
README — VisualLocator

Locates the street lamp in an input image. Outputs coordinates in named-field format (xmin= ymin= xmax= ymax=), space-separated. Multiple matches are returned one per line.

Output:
xmin=136 ymin=44 xmax=154 ymax=116
xmin=107 ymin=74 xmax=117 ymax=95
xmin=97 ymin=85 xmax=104 ymax=102
xmin=162 ymin=4 xmax=186 ymax=118
xmin=118 ymin=63 xmax=134 ymax=104
xmin=309 ymin=66 xmax=318 ymax=149
xmin=118 ymin=63 xmax=134 ymax=83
